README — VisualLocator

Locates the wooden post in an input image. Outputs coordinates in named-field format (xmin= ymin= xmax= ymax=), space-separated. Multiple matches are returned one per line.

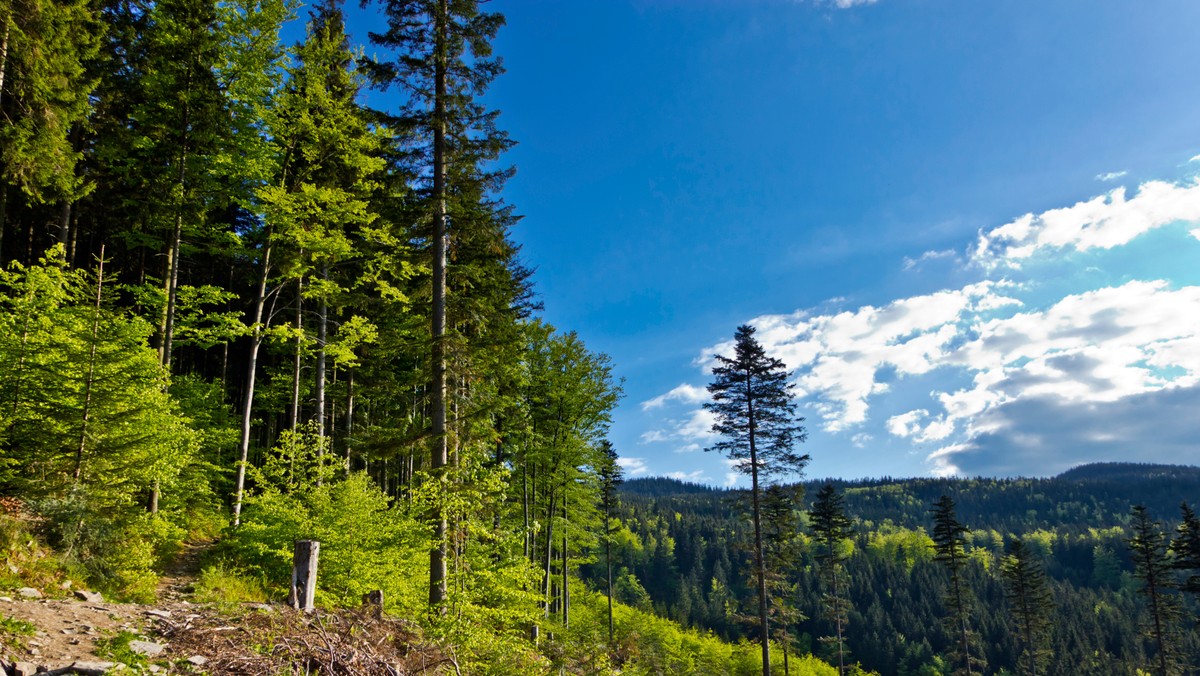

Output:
xmin=289 ymin=540 xmax=319 ymax=611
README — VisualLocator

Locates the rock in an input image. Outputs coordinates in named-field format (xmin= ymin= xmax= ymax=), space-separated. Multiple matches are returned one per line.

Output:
xmin=15 ymin=588 xmax=41 ymax=599
xmin=143 ymin=610 xmax=171 ymax=620
xmin=72 ymin=591 xmax=103 ymax=604
xmin=58 ymin=580 xmax=72 ymax=590
xmin=0 ymin=597 xmax=13 ymax=603
xmin=127 ymin=640 xmax=165 ymax=657
xmin=186 ymin=655 xmax=207 ymax=667
xmin=65 ymin=661 xmax=123 ymax=675
xmin=12 ymin=662 xmax=37 ymax=676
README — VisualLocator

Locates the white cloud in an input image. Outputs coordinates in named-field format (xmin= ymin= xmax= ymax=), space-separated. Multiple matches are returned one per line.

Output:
xmin=640 ymin=429 xmax=670 ymax=444
xmin=1190 ymin=154 xmax=1200 ymax=163
xmin=667 ymin=469 xmax=710 ymax=483
xmin=886 ymin=409 xmax=954 ymax=443
xmin=1190 ymin=228 xmax=1200 ymax=241
xmin=641 ymin=383 xmax=709 ymax=410
xmin=902 ymin=249 xmax=957 ymax=271
xmin=974 ymin=179 xmax=1200 ymax=268
xmin=616 ymin=457 xmax=650 ymax=476
xmin=832 ymin=0 xmax=877 ymax=7
xmin=1095 ymin=170 xmax=1127 ymax=182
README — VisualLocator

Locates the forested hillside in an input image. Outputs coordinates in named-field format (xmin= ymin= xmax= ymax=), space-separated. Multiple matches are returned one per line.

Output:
xmin=586 ymin=465 xmax=1200 ymax=675
xmin=0 ymin=0 xmax=848 ymax=673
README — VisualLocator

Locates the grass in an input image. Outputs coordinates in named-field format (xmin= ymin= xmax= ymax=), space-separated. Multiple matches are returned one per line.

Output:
xmin=0 ymin=614 xmax=36 ymax=649
xmin=95 ymin=630 xmax=150 ymax=669
xmin=192 ymin=560 xmax=268 ymax=609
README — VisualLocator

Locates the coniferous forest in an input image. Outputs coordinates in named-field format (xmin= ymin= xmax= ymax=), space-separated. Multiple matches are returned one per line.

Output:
xmin=1 ymin=0 xmax=1199 ymax=674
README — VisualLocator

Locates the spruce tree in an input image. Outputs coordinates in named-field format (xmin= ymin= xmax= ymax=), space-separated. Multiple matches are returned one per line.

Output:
xmin=999 ymin=537 xmax=1052 ymax=676
xmin=809 ymin=482 xmax=854 ymax=675
xmin=704 ymin=323 xmax=808 ymax=676
xmin=1129 ymin=504 xmax=1182 ymax=676
xmin=365 ymin=0 xmax=511 ymax=611
xmin=930 ymin=494 xmax=983 ymax=676
xmin=1170 ymin=502 xmax=1200 ymax=608
xmin=596 ymin=439 xmax=623 ymax=645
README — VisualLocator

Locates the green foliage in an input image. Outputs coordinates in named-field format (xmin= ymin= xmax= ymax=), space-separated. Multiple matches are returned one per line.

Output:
xmin=192 ymin=560 xmax=268 ymax=608
xmin=0 ymin=614 xmax=36 ymax=650
xmin=96 ymin=630 xmax=151 ymax=669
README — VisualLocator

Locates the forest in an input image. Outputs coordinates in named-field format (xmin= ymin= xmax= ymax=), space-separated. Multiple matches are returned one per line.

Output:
xmin=587 ymin=464 xmax=1200 ymax=675
xmin=1 ymin=0 xmax=1199 ymax=674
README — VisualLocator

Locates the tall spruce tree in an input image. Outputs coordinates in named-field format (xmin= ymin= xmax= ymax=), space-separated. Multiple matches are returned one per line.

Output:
xmin=365 ymin=0 xmax=511 ymax=611
xmin=704 ymin=323 xmax=808 ymax=676
xmin=1129 ymin=504 xmax=1182 ymax=676
xmin=930 ymin=494 xmax=983 ymax=676
xmin=809 ymin=482 xmax=854 ymax=675
xmin=596 ymin=438 xmax=622 ymax=645
xmin=999 ymin=537 xmax=1052 ymax=676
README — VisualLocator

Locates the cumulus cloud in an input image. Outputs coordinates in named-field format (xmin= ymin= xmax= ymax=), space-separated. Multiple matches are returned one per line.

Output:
xmin=643 ymin=163 xmax=1200 ymax=480
xmin=617 ymin=457 xmax=650 ymax=476
xmin=973 ymin=179 xmax=1200 ymax=268
xmin=1095 ymin=170 xmax=1128 ymax=182
xmin=641 ymin=383 xmax=708 ymax=410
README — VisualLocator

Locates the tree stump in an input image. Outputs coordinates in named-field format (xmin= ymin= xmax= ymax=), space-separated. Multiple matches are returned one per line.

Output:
xmin=362 ymin=589 xmax=384 ymax=619
xmin=289 ymin=540 xmax=319 ymax=611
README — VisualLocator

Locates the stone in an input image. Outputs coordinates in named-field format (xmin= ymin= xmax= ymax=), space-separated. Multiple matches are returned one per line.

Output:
xmin=143 ymin=610 xmax=171 ymax=619
xmin=186 ymin=656 xmax=208 ymax=667
xmin=15 ymin=588 xmax=41 ymax=599
xmin=58 ymin=580 xmax=72 ymax=590
xmin=127 ymin=640 xmax=165 ymax=657
xmin=66 ymin=661 xmax=123 ymax=675
xmin=12 ymin=662 xmax=37 ymax=676
xmin=72 ymin=591 xmax=103 ymax=604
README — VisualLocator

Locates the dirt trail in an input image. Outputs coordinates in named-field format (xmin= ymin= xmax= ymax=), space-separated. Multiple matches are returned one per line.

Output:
xmin=0 ymin=541 xmax=214 ymax=671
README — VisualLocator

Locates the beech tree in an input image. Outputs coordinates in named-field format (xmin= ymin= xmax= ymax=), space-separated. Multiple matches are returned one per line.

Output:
xmin=704 ymin=323 xmax=808 ymax=676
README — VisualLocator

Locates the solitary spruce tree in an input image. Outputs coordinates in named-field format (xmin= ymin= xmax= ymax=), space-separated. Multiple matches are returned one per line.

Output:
xmin=596 ymin=439 xmax=623 ymax=645
xmin=1000 ymin=538 xmax=1052 ymax=676
xmin=705 ymin=323 xmax=808 ymax=676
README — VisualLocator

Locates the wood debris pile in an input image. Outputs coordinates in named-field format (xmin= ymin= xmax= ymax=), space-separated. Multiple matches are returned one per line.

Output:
xmin=157 ymin=606 xmax=456 ymax=675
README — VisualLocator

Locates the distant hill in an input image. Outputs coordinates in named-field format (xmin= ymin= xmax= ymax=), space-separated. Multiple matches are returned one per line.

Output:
xmin=620 ymin=477 xmax=728 ymax=498
xmin=1056 ymin=461 xmax=1200 ymax=482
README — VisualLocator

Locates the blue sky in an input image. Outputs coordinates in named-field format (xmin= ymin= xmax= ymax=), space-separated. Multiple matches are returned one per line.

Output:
xmin=394 ymin=0 xmax=1200 ymax=483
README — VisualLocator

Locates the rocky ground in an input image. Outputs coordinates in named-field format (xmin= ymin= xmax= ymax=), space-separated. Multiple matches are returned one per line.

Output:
xmin=0 ymin=544 xmax=449 ymax=675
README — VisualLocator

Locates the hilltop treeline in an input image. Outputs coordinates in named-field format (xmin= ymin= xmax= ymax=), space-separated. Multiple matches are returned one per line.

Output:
xmin=592 ymin=466 xmax=1200 ymax=675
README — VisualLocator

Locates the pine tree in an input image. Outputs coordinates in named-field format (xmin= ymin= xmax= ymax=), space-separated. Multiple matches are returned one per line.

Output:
xmin=809 ymin=483 xmax=854 ymax=675
xmin=1129 ymin=504 xmax=1182 ymax=676
xmin=999 ymin=537 xmax=1052 ymax=676
xmin=704 ymin=323 xmax=808 ymax=676
xmin=930 ymin=494 xmax=983 ymax=676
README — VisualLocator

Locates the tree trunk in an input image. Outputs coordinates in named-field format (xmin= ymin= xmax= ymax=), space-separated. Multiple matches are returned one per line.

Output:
xmin=562 ymin=490 xmax=569 ymax=627
xmin=315 ymin=264 xmax=328 ymax=439
xmin=290 ymin=274 xmax=303 ymax=430
xmin=74 ymin=248 xmax=106 ymax=486
xmin=747 ymin=390 xmax=771 ymax=676
xmin=606 ymin=489 xmax=614 ymax=644
xmin=343 ymin=368 xmax=354 ymax=476
xmin=233 ymin=240 xmax=272 ymax=527
xmin=428 ymin=0 xmax=450 ymax=612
